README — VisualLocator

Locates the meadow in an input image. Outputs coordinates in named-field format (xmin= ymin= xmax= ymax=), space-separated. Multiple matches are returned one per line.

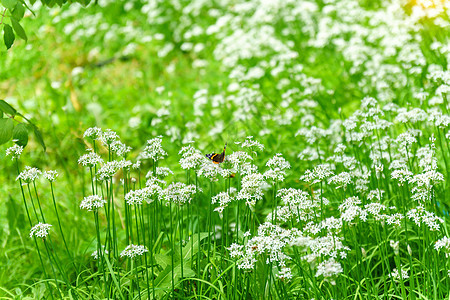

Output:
xmin=1 ymin=0 xmax=450 ymax=299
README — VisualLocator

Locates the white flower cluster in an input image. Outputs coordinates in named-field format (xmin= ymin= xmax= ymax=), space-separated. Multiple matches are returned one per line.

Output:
xmin=100 ymin=129 xmax=120 ymax=145
xmin=96 ymin=161 xmax=120 ymax=181
xmin=229 ymin=222 xmax=301 ymax=270
xmin=120 ymin=244 xmax=148 ymax=259
xmin=29 ymin=223 xmax=52 ymax=239
xmin=389 ymin=267 xmax=409 ymax=281
xmin=236 ymin=173 xmax=266 ymax=207
xmin=78 ymin=151 xmax=103 ymax=167
xmin=179 ymin=145 xmax=207 ymax=170
xmin=407 ymin=205 xmax=443 ymax=231
xmin=80 ymin=195 xmax=107 ymax=211
xmin=139 ymin=136 xmax=167 ymax=161
xmin=160 ymin=182 xmax=198 ymax=205
xmin=211 ymin=189 xmax=236 ymax=214
xmin=16 ymin=166 xmax=41 ymax=185
xmin=6 ymin=144 xmax=24 ymax=160
xmin=264 ymin=153 xmax=291 ymax=182
xmin=83 ymin=127 xmax=102 ymax=140
xmin=301 ymin=164 xmax=334 ymax=185
xmin=125 ymin=186 xmax=160 ymax=205
xmin=435 ymin=237 xmax=450 ymax=257
xmin=43 ymin=170 xmax=59 ymax=182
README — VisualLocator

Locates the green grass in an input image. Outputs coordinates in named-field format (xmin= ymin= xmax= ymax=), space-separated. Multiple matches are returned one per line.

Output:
xmin=1 ymin=0 xmax=450 ymax=299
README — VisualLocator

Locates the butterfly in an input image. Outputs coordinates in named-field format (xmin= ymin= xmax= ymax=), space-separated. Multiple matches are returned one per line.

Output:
xmin=206 ymin=143 xmax=227 ymax=164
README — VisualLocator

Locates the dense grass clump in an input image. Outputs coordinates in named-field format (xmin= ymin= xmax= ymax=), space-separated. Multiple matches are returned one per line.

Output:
xmin=1 ymin=0 xmax=450 ymax=299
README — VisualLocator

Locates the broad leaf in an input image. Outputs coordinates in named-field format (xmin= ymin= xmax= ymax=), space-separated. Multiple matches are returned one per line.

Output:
xmin=182 ymin=232 xmax=210 ymax=261
xmin=11 ymin=17 xmax=27 ymax=41
xmin=12 ymin=122 xmax=28 ymax=146
xmin=11 ymin=18 xmax=28 ymax=41
xmin=1 ymin=0 xmax=17 ymax=10
xmin=0 ymin=100 xmax=17 ymax=116
xmin=12 ymin=3 xmax=25 ymax=20
xmin=153 ymin=264 xmax=195 ymax=298
xmin=154 ymin=253 xmax=171 ymax=269
xmin=0 ymin=118 xmax=14 ymax=145
xmin=3 ymin=24 xmax=15 ymax=50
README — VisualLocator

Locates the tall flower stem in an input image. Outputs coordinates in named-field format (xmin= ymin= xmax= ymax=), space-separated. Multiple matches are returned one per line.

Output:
xmin=94 ymin=211 xmax=108 ymax=298
xmin=15 ymin=160 xmax=55 ymax=299
xmin=169 ymin=202 xmax=175 ymax=298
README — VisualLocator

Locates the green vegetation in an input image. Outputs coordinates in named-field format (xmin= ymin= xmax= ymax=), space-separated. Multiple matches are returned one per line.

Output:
xmin=1 ymin=0 xmax=450 ymax=298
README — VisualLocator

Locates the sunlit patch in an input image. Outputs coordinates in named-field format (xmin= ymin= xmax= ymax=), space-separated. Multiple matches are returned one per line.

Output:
xmin=411 ymin=0 xmax=450 ymax=19
xmin=415 ymin=0 xmax=449 ymax=8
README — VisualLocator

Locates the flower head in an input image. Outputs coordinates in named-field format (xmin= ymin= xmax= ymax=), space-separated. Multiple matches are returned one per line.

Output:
xmin=80 ymin=195 xmax=107 ymax=211
xmin=160 ymin=182 xmax=199 ymax=205
xmin=139 ymin=136 xmax=167 ymax=161
xmin=78 ymin=151 xmax=104 ymax=167
xmin=30 ymin=223 xmax=52 ymax=239
xmin=120 ymin=244 xmax=148 ymax=258
xmin=43 ymin=170 xmax=59 ymax=182
xmin=6 ymin=144 xmax=24 ymax=160
xmin=83 ymin=127 xmax=103 ymax=140
xmin=16 ymin=166 xmax=41 ymax=185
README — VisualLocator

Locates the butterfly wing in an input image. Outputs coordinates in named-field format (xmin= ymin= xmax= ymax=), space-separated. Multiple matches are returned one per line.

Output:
xmin=206 ymin=143 xmax=227 ymax=164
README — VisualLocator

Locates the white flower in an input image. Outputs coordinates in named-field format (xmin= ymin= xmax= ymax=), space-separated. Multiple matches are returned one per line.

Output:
xmin=6 ymin=144 xmax=24 ymax=160
xmin=160 ymin=182 xmax=199 ymax=205
xmin=328 ymin=172 xmax=352 ymax=189
xmin=212 ymin=190 xmax=236 ymax=213
xmin=126 ymin=186 xmax=160 ymax=205
xmin=301 ymin=164 xmax=334 ymax=185
xmin=96 ymin=161 xmax=120 ymax=181
xmin=389 ymin=267 xmax=409 ymax=281
xmin=78 ymin=151 xmax=104 ymax=167
xmin=155 ymin=167 xmax=173 ymax=178
xmin=276 ymin=267 xmax=293 ymax=280
xmin=227 ymin=151 xmax=253 ymax=173
xmin=179 ymin=145 xmax=206 ymax=170
xmin=80 ymin=195 xmax=107 ymax=211
xmin=390 ymin=240 xmax=400 ymax=256
xmin=264 ymin=153 xmax=290 ymax=182
xmin=241 ymin=136 xmax=264 ymax=152
xmin=30 ymin=223 xmax=52 ymax=239
xmin=120 ymin=244 xmax=148 ymax=258
xmin=236 ymin=173 xmax=266 ymax=207
xmin=197 ymin=161 xmax=222 ymax=182
xmin=92 ymin=247 xmax=109 ymax=259
xmin=16 ymin=166 xmax=42 ymax=184
xmin=100 ymin=129 xmax=119 ymax=145
xmin=83 ymin=127 xmax=102 ymax=140
xmin=315 ymin=258 xmax=343 ymax=279
xmin=43 ymin=170 xmax=59 ymax=182
xmin=110 ymin=140 xmax=132 ymax=157
xmin=435 ymin=237 xmax=450 ymax=257
xmin=139 ymin=136 xmax=167 ymax=161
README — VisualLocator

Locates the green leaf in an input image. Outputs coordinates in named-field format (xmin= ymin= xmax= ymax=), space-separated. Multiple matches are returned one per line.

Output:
xmin=6 ymin=195 xmax=25 ymax=233
xmin=154 ymin=254 xmax=171 ymax=269
xmin=153 ymin=264 xmax=195 ymax=298
xmin=0 ymin=100 xmax=17 ymax=116
xmin=12 ymin=123 xmax=28 ymax=146
xmin=182 ymin=232 xmax=210 ymax=261
xmin=11 ymin=17 xmax=27 ymax=41
xmin=12 ymin=3 xmax=25 ymax=21
xmin=33 ymin=125 xmax=46 ymax=151
xmin=0 ymin=118 xmax=14 ymax=145
xmin=1 ymin=0 xmax=17 ymax=10
xmin=3 ymin=24 xmax=15 ymax=50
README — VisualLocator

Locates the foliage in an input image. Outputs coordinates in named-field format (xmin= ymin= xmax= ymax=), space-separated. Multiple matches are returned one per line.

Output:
xmin=1 ymin=0 xmax=450 ymax=299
